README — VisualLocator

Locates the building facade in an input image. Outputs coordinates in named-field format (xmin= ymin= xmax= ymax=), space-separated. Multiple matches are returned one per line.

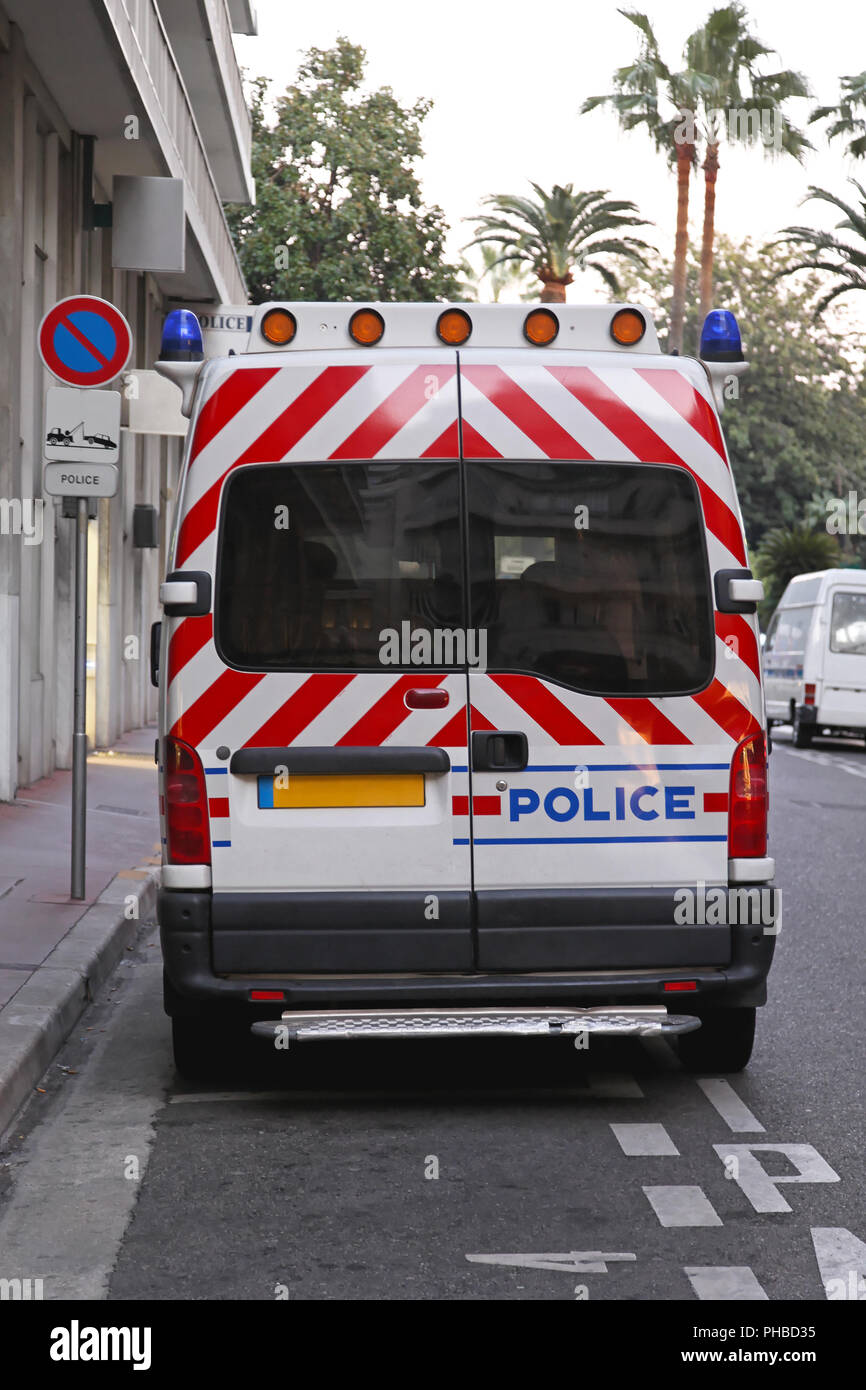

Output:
xmin=0 ymin=0 xmax=254 ymax=800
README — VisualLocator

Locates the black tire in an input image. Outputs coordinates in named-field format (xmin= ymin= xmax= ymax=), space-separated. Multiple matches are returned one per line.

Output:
xmin=677 ymin=1007 xmax=756 ymax=1073
xmin=171 ymin=1013 xmax=254 ymax=1083
xmin=792 ymin=708 xmax=814 ymax=748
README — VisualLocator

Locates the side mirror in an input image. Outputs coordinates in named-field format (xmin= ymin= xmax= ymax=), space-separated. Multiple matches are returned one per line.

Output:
xmin=150 ymin=621 xmax=161 ymax=688
xmin=159 ymin=570 xmax=212 ymax=617
xmin=715 ymin=568 xmax=764 ymax=615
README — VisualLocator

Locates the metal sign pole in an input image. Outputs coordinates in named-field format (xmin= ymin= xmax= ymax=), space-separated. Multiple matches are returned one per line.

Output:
xmin=71 ymin=496 xmax=88 ymax=900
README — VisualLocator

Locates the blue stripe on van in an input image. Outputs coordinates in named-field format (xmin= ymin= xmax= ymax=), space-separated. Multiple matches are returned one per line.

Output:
xmin=258 ymin=776 xmax=274 ymax=808
xmin=524 ymin=763 xmax=730 ymax=772
xmin=204 ymin=767 xmax=228 ymax=774
xmin=212 ymin=840 xmax=232 ymax=848
xmin=455 ymin=834 xmax=728 ymax=846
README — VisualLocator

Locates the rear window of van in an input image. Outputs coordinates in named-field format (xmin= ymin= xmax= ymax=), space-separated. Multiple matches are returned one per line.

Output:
xmin=215 ymin=460 xmax=714 ymax=696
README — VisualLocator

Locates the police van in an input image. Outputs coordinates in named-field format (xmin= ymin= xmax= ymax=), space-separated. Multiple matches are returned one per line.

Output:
xmin=153 ymin=301 xmax=776 ymax=1078
xmin=764 ymin=567 xmax=866 ymax=747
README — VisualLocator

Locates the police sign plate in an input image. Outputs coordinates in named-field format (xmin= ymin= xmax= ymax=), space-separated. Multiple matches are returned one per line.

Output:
xmin=43 ymin=462 xmax=119 ymax=498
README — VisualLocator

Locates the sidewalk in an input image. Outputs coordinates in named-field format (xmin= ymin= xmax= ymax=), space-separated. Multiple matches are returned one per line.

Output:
xmin=0 ymin=724 xmax=162 ymax=1139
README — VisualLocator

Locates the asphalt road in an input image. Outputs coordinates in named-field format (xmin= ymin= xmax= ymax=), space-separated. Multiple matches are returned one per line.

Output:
xmin=1 ymin=727 xmax=863 ymax=1302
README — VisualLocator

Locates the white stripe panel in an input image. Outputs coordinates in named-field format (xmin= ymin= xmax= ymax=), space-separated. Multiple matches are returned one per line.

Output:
xmin=713 ymin=636 xmax=763 ymax=715
xmin=471 ymin=675 xmax=638 ymax=749
xmin=594 ymin=368 xmax=736 ymax=502
xmin=499 ymin=364 xmax=636 ymax=460
xmin=183 ymin=366 xmax=324 ymax=512
xmin=201 ymin=674 xmax=309 ymax=749
xmin=459 ymin=376 xmax=546 ymax=457
xmin=283 ymin=364 xmax=418 ymax=460
xmin=705 ymin=521 xmax=750 ymax=575
xmin=659 ymin=694 xmax=741 ymax=746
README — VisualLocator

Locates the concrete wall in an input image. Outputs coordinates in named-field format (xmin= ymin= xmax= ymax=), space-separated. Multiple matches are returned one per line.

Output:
xmin=0 ymin=15 xmax=189 ymax=800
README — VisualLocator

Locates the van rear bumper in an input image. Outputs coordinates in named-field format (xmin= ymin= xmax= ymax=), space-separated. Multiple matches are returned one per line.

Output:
xmin=159 ymin=888 xmax=776 ymax=1013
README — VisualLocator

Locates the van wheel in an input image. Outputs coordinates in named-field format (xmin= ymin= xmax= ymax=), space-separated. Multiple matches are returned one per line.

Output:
xmin=792 ymin=709 xmax=814 ymax=748
xmin=171 ymin=1014 xmax=252 ymax=1082
xmin=677 ymin=1008 xmax=756 ymax=1073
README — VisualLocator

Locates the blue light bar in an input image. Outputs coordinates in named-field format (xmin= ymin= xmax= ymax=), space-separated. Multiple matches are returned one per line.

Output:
xmin=160 ymin=309 xmax=203 ymax=362
xmin=700 ymin=309 xmax=743 ymax=362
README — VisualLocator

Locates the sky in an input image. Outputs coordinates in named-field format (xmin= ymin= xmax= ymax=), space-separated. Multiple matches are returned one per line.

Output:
xmin=234 ymin=0 xmax=866 ymax=316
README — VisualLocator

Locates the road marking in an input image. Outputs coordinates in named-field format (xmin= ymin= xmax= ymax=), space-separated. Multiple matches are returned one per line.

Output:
xmin=714 ymin=1143 xmax=840 ymax=1213
xmin=697 ymin=1078 xmax=766 ymax=1132
xmin=684 ymin=1266 xmax=769 ymax=1300
xmin=586 ymin=1072 xmax=644 ymax=1098
xmin=611 ymin=1122 xmax=679 ymax=1156
xmin=811 ymin=1228 xmax=866 ymax=1300
xmin=0 ymin=961 xmax=170 ymax=1300
xmin=643 ymin=1185 xmax=723 ymax=1227
xmin=466 ymin=1251 xmax=636 ymax=1274
xmin=776 ymin=745 xmax=866 ymax=779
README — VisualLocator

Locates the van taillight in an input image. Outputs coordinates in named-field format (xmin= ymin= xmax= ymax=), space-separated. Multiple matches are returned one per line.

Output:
xmin=728 ymin=732 xmax=767 ymax=858
xmin=164 ymin=737 xmax=211 ymax=865
xmin=804 ymin=683 xmax=816 ymax=706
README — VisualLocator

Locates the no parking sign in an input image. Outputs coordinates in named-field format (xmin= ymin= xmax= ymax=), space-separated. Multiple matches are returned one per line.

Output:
xmin=38 ymin=295 xmax=132 ymax=388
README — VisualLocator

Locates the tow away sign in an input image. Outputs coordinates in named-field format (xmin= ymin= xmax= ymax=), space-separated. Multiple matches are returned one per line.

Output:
xmin=44 ymin=387 xmax=121 ymax=464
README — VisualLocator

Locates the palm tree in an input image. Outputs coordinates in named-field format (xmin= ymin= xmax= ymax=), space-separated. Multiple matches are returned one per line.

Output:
xmin=463 ymin=243 xmax=534 ymax=303
xmin=582 ymin=9 xmax=702 ymax=352
xmin=465 ymin=183 xmax=652 ymax=304
xmin=773 ymin=182 xmax=866 ymax=313
xmin=684 ymin=4 xmax=810 ymax=324
xmin=810 ymin=71 xmax=866 ymax=161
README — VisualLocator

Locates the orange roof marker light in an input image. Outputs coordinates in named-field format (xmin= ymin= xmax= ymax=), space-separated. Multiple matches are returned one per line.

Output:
xmin=436 ymin=308 xmax=472 ymax=345
xmin=261 ymin=308 xmax=297 ymax=345
xmin=349 ymin=308 xmax=385 ymax=345
xmin=610 ymin=308 xmax=646 ymax=346
xmin=523 ymin=309 xmax=559 ymax=346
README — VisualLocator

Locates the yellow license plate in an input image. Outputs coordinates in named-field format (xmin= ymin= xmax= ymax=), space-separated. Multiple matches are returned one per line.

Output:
xmin=265 ymin=773 xmax=425 ymax=808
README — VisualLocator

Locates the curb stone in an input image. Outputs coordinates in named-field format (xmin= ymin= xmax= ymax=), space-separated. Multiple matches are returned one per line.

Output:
xmin=0 ymin=867 xmax=159 ymax=1143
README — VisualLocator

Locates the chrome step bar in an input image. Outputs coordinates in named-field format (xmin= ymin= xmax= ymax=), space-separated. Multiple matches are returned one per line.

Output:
xmin=251 ymin=1005 xmax=701 ymax=1043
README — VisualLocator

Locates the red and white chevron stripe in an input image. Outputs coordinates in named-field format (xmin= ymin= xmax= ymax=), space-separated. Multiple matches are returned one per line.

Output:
xmin=165 ymin=348 xmax=762 ymax=757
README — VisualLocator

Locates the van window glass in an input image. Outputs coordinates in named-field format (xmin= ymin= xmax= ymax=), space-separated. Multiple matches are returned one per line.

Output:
xmin=764 ymin=612 xmax=780 ymax=652
xmin=830 ymin=590 xmax=866 ymax=655
xmin=466 ymin=461 xmax=713 ymax=695
xmin=782 ymin=576 xmax=822 ymax=604
xmin=771 ymin=607 xmax=813 ymax=655
xmin=216 ymin=463 xmax=463 ymax=669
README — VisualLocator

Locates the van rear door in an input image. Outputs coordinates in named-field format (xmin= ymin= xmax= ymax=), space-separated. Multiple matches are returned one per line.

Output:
xmin=457 ymin=350 xmax=763 ymax=970
xmin=169 ymin=350 xmax=474 ymax=972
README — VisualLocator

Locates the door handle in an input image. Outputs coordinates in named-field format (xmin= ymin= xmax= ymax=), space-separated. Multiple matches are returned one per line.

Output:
xmin=471 ymin=730 xmax=528 ymax=771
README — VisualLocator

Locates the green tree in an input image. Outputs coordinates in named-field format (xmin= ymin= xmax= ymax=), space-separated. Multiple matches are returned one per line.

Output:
xmin=754 ymin=526 xmax=841 ymax=615
xmin=465 ymin=183 xmax=651 ymax=302
xmin=773 ymin=182 xmax=866 ymax=313
xmin=226 ymin=39 xmax=462 ymax=302
xmin=810 ymin=70 xmax=866 ymax=160
xmin=463 ymin=243 xmax=534 ymax=302
xmin=616 ymin=237 xmax=866 ymax=557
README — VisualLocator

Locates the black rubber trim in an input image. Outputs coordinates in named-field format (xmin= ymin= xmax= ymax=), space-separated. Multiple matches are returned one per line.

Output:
xmin=163 ymin=569 xmax=211 ymax=617
xmin=795 ymin=704 xmax=818 ymax=725
xmin=714 ymin=567 xmax=758 ymax=615
xmin=228 ymin=745 xmax=451 ymax=775
xmin=158 ymin=890 xmax=776 ymax=1012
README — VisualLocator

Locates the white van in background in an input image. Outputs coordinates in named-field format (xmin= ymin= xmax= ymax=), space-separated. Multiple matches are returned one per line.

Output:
xmin=763 ymin=568 xmax=866 ymax=747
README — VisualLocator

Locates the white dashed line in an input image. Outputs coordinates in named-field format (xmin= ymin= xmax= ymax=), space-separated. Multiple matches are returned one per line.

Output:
xmin=685 ymin=1266 xmax=769 ymax=1300
xmin=643 ymin=1185 xmax=723 ymax=1227
xmin=697 ymin=1078 xmax=766 ymax=1132
xmin=611 ymin=1122 xmax=679 ymax=1156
